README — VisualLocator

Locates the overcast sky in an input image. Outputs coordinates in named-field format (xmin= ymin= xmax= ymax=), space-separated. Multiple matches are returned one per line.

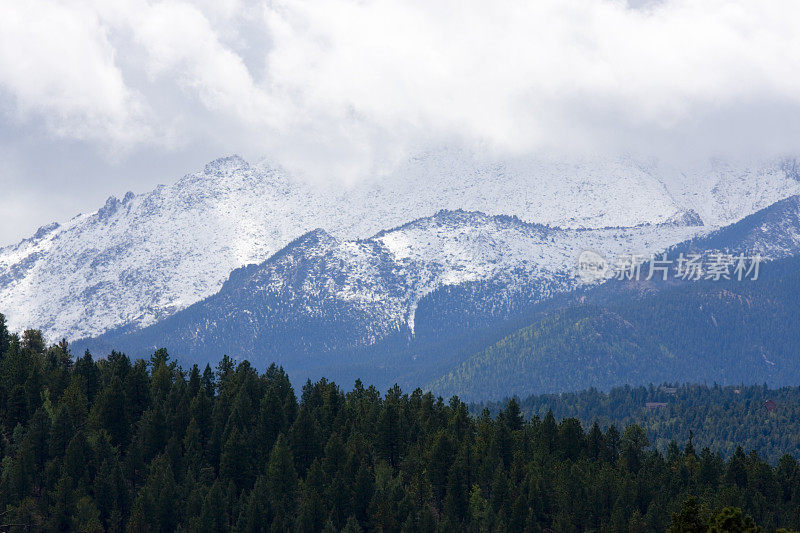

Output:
xmin=2 ymin=0 xmax=800 ymax=246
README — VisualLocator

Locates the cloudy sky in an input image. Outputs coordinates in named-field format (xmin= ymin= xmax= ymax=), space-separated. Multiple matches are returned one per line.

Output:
xmin=2 ymin=0 xmax=800 ymax=245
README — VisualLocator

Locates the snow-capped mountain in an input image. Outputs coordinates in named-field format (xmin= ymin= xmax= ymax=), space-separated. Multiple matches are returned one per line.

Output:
xmin=78 ymin=210 xmax=703 ymax=368
xmin=671 ymin=194 xmax=800 ymax=259
xmin=1 ymin=150 xmax=798 ymax=342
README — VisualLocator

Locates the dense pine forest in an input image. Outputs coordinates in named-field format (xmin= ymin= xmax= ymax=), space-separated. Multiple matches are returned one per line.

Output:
xmin=480 ymin=384 xmax=800 ymax=464
xmin=1 ymin=314 xmax=800 ymax=531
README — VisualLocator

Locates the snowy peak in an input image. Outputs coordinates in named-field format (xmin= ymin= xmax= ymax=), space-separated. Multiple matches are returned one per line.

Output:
xmin=677 ymin=194 xmax=800 ymax=259
xmin=212 ymin=209 xmax=705 ymax=334
xmin=203 ymin=154 xmax=250 ymax=174
xmin=32 ymin=222 xmax=61 ymax=240
xmin=665 ymin=209 xmax=704 ymax=227
xmin=2 ymin=150 xmax=800 ymax=342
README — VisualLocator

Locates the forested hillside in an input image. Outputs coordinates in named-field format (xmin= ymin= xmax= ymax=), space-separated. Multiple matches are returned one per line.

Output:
xmin=431 ymin=255 xmax=800 ymax=400
xmin=1 ymin=314 xmax=800 ymax=531
xmin=479 ymin=383 xmax=800 ymax=464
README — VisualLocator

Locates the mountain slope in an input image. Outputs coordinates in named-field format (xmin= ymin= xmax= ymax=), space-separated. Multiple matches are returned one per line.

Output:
xmin=431 ymin=196 xmax=800 ymax=400
xmin=672 ymin=194 xmax=800 ymax=257
xmin=430 ymin=272 xmax=800 ymax=399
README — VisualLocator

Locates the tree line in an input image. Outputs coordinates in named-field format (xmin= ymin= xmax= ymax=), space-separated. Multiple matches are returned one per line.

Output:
xmin=0 ymin=314 xmax=799 ymax=531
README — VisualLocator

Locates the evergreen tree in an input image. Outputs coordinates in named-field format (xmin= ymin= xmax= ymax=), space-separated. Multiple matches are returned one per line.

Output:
xmin=0 ymin=312 xmax=9 ymax=356
xmin=668 ymin=496 xmax=709 ymax=533
xmin=265 ymin=434 xmax=298 ymax=524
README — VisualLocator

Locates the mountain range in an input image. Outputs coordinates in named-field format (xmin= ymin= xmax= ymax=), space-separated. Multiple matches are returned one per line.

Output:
xmin=3 ymin=151 xmax=800 ymax=396
xmin=76 ymin=209 xmax=702 ymax=382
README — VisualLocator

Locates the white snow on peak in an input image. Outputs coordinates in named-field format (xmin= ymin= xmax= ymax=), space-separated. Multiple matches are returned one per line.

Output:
xmin=367 ymin=211 xmax=704 ymax=332
xmin=0 ymin=149 xmax=797 ymax=342
xmin=649 ymin=157 xmax=800 ymax=228
xmin=214 ymin=210 xmax=704 ymax=342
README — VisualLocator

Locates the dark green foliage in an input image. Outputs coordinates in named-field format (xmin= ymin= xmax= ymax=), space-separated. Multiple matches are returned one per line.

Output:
xmin=0 ymin=330 xmax=798 ymax=530
xmin=480 ymin=383 xmax=800 ymax=464
xmin=0 ymin=313 xmax=9 ymax=356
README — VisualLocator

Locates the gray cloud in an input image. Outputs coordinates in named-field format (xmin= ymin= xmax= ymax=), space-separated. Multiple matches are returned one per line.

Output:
xmin=2 ymin=0 xmax=800 ymax=244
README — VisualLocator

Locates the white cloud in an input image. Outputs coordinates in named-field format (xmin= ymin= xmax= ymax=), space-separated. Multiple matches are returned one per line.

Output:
xmin=260 ymin=0 xmax=800 ymax=151
xmin=2 ymin=0 xmax=800 ymax=185
xmin=0 ymin=0 xmax=149 ymax=146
